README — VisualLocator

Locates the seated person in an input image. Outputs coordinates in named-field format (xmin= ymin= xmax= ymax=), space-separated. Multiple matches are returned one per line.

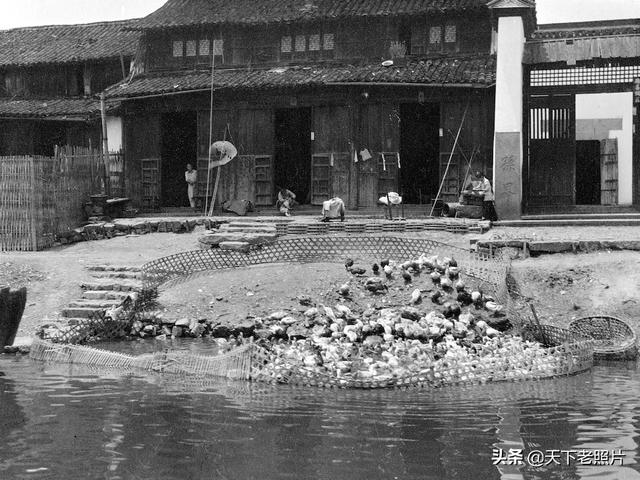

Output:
xmin=276 ymin=188 xmax=296 ymax=216
xmin=321 ymin=197 xmax=345 ymax=222
xmin=378 ymin=192 xmax=402 ymax=206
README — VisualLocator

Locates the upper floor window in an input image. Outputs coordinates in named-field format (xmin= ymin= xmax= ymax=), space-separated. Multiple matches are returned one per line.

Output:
xmin=171 ymin=37 xmax=224 ymax=63
xmin=408 ymin=22 xmax=457 ymax=54
xmin=172 ymin=40 xmax=184 ymax=57
xmin=280 ymin=32 xmax=334 ymax=61
xmin=186 ymin=40 xmax=197 ymax=57
xmin=429 ymin=26 xmax=442 ymax=46
xmin=445 ymin=25 xmax=457 ymax=44
xmin=199 ymin=39 xmax=210 ymax=57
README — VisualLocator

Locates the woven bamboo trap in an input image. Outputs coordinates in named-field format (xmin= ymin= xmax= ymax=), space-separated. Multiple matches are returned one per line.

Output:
xmin=568 ymin=316 xmax=638 ymax=360
xmin=29 ymin=236 xmax=596 ymax=389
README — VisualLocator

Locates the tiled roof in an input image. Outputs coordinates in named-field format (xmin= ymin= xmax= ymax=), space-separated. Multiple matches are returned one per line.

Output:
xmin=105 ymin=55 xmax=496 ymax=98
xmin=0 ymin=20 xmax=141 ymax=67
xmin=526 ymin=19 xmax=640 ymax=64
xmin=0 ymin=98 xmax=104 ymax=119
xmin=532 ymin=19 xmax=640 ymax=40
xmin=134 ymin=0 xmax=491 ymax=30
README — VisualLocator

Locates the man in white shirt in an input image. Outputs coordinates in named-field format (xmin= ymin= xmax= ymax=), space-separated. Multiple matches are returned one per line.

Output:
xmin=185 ymin=164 xmax=197 ymax=210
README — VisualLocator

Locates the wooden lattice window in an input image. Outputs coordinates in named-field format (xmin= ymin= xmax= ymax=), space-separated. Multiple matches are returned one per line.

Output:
xmin=530 ymin=65 xmax=640 ymax=87
xmin=185 ymin=40 xmax=197 ymax=57
xmin=295 ymin=35 xmax=306 ymax=52
xmin=323 ymin=33 xmax=335 ymax=50
xmin=445 ymin=25 xmax=457 ymax=43
xmin=309 ymin=34 xmax=321 ymax=51
xmin=213 ymin=39 xmax=224 ymax=56
xmin=172 ymin=40 xmax=184 ymax=57
xmin=429 ymin=26 xmax=442 ymax=45
xmin=281 ymin=36 xmax=292 ymax=53
xmin=199 ymin=39 xmax=210 ymax=57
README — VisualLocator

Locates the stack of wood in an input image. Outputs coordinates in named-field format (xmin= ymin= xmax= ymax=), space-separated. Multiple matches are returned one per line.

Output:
xmin=0 ymin=286 xmax=27 ymax=348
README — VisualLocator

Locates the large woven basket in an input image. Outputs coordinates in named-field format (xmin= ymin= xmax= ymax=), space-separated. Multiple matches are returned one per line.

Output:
xmin=568 ymin=316 xmax=638 ymax=360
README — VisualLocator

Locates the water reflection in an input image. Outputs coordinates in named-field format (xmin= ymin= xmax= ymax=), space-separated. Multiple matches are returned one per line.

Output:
xmin=0 ymin=354 xmax=638 ymax=480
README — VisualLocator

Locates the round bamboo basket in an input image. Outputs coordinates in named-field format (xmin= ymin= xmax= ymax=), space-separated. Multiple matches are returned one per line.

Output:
xmin=569 ymin=316 xmax=638 ymax=360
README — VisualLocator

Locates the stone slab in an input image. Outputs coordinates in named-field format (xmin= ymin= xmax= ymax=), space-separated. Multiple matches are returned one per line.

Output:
xmin=526 ymin=241 xmax=574 ymax=253
xmin=199 ymin=232 xmax=277 ymax=246
xmin=219 ymin=241 xmax=251 ymax=253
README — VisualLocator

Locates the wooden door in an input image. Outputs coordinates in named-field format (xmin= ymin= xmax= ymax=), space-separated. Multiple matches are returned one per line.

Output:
xmin=331 ymin=153 xmax=350 ymax=200
xmin=600 ymin=139 xmax=618 ymax=205
xmin=526 ymin=95 xmax=576 ymax=207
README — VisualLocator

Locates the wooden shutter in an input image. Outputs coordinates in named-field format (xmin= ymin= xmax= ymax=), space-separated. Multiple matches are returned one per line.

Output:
xmin=254 ymin=155 xmax=274 ymax=206
xmin=141 ymin=158 xmax=160 ymax=211
xmin=311 ymin=154 xmax=331 ymax=205
xmin=600 ymin=139 xmax=618 ymax=205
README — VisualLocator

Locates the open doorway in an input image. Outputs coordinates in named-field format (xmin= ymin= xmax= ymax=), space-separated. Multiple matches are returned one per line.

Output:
xmin=575 ymin=140 xmax=601 ymax=205
xmin=274 ymin=108 xmax=312 ymax=204
xmin=399 ymin=103 xmax=440 ymax=204
xmin=161 ymin=111 xmax=197 ymax=207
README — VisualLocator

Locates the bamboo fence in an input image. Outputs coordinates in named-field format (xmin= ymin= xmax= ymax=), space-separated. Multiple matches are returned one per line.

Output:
xmin=0 ymin=146 xmax=124 ymax=251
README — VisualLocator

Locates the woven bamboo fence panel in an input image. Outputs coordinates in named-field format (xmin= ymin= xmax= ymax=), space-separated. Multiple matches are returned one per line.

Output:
xmin=0 ymin=147 xmax=121 ymax=251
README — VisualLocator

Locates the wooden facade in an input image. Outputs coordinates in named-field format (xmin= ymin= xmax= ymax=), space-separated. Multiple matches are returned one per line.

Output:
xmin=0 ymin=21 xmax=138 ymax=157
xmin=143 ymin=14 xmax=493 ymax=73
xmin=115 ymin=1 xmax=498 ymax=212
xmin=122 ymin=87 xmax=494 ymax=211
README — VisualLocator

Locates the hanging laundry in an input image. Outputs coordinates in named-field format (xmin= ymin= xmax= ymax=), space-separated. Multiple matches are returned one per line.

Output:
xmin=330 ymin=153 xmax=335 ymax=167
xmin=381 ymin=152 xmax=386 ymax=171
xmin=354 ymin=150 xmax=359 ymax=163
xmin=397 ymin=152 xmax=401 ymax=169
xmin=360 ymin=148 xmax=372 ymax=161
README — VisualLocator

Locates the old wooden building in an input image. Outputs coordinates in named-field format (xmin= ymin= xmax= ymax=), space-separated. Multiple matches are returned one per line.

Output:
xmin=0 ymin=20 xmax=140 ymax=156
xmin=106 ymin=0 xmax=502 ymax=212
xmin=522 ymin=18 xmax=640 ymax=213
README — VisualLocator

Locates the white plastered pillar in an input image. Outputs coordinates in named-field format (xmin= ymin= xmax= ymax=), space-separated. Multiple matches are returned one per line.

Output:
xmin=492 ymin=12 xmax=527 ymax=219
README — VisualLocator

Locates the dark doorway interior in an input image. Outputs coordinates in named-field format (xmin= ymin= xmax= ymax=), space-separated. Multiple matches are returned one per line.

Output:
xmin=399 ymin=103 xmax=440 ymax=204
xmin=34 ymin=122 xmax=66 ymax=156
xmin=274 ymin=107 xmax=312 ymax=204
xmin=161 ymin=111 xmax=197 ymax=207
xmin=575 ymin=140 xmax=601 ymax=205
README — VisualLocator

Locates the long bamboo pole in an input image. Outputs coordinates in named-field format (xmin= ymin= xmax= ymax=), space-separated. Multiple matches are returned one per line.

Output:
xmin=100 ymin=93 xmax=110 ymax=197
xmin=429 ymin=98 xmax=470 ymax=217
xmin=204 ymin=41 xmax=217 ymax=216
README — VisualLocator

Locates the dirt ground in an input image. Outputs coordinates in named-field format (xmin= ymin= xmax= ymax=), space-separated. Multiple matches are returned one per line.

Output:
xmin=2 ymin=226 xmax=639 ymax=339
xmin=510 ymin=250 xmax=640 ymax=334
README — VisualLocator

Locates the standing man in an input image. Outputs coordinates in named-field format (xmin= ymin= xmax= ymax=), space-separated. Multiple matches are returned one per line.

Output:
xmin=185 ymin=163 xmax=197 ymax=210
xmin=473 ymin=170 xmax=498 ymax=222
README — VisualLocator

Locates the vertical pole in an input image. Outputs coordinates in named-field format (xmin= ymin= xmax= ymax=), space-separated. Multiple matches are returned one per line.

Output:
xmin=100 ymin=92 xmax=110 ymax=197
xmin=29 ymin=157 xmax=37 ymax=251
xmin=208 ymin=166 xmax=222 ymax=217
xmin=204 ymin=40 xmax=217 ymax=216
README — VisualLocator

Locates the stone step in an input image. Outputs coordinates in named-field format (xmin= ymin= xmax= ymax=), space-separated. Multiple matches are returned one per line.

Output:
xmin=67 ymin=299 xmax=124 ymax=309
xmin=496 ymin=219 xmax=640 ymax=228
xmin=219 ymin=241 xmax=251 ymax=252
xmin=90 ymin=271 xmax=144 ymax=280
xmin=199 ymin=231 xmax=277 ymax=247
xmin=87 ymin=265 xmax=142 ymax=272
xmin=80 ymin=279 xmax=143 ymax=292
xmin=219 ymin=224 xmax=277 ymax=234
xmin=81 ymin=290 xmax=133 ymax=301
xmin=225 ymin=221 xmax=272 ymax=227
xmin=61 ymin=307 xmax=107 ymax=319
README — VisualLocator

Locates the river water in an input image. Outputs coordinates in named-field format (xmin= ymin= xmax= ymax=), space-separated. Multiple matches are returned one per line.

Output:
xmin=1 ymin=340 xmax=639 ymax=480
